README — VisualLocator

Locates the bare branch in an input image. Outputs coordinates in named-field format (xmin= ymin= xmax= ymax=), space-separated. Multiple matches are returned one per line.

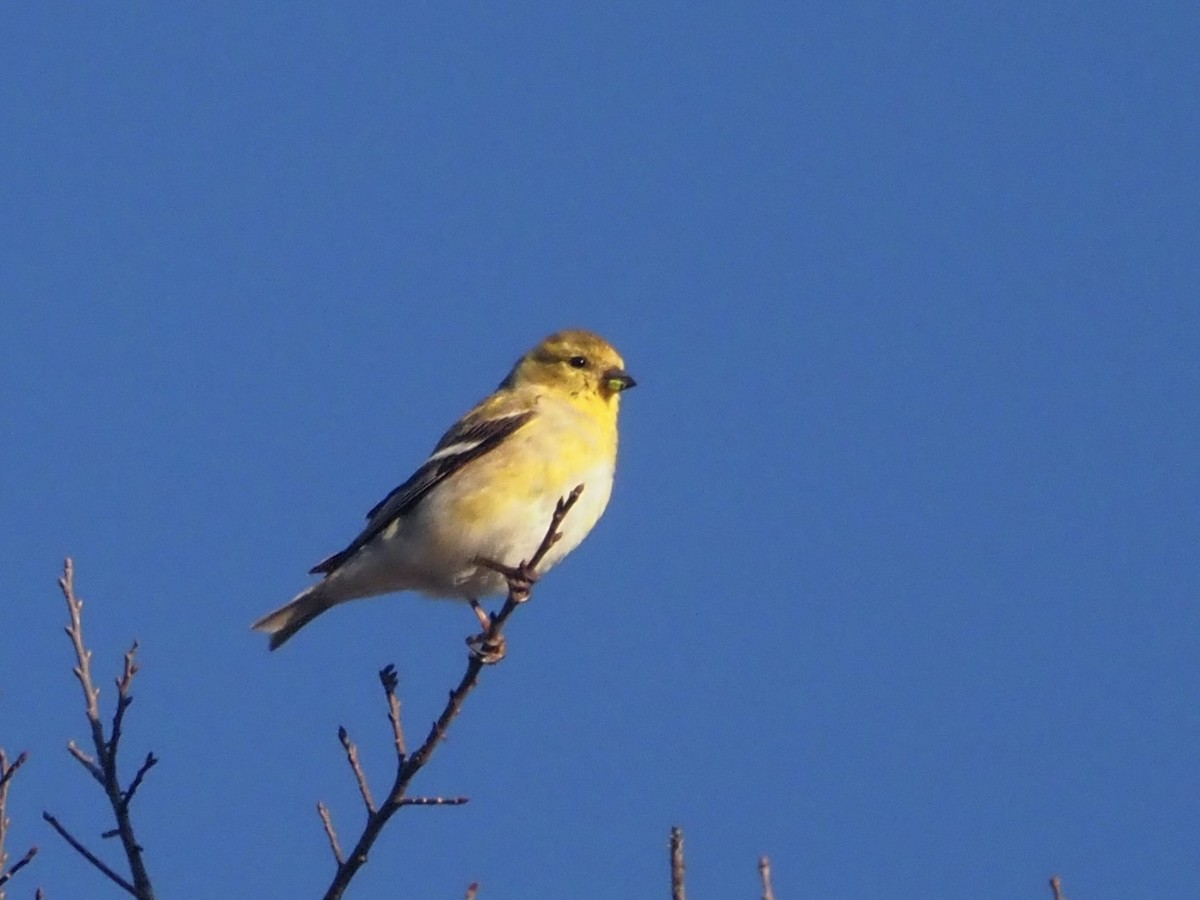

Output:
xmin=0 ymin=751 xmax=29 ymax=794
xmin=59 ymin=561 xmax=103 ymax=747
xmin=45 ymin=559 xmax=156 ymax=900
xmin=759 ymin=855 xmax=776 ymax=900
xmin=316 ymin=803 xmax=344 ymax=866
xmin=1050 ymin=875 xmax=1066 ymax=900
xmin=1 ymin=749 xmax=38 ymax=895
xmin=107 ymin=643 xmax=141 ymax=760
xmin=317 ymin=488 xmax=584 ymax=900
xmin=397 ymin=796 xmax=469 ymax=807
xmin=121 ymin=754 xmax=159 ymax=811
xmin=465 ymin=882 xmax=479 ymax=900
xmin=41 ymin=813 xmax=135 ymax=896
xmin=379 ymin=666 xmax=407 ymax=762
xmin=66 ymin=742 xmax=103 ymax=784
xmin=337 ymin=727 xmax=375 ymax=814
xmin=0 ymin=846 xmax=38 ymax=890
xmin=669 ymin=826 xmax=686 ymax=900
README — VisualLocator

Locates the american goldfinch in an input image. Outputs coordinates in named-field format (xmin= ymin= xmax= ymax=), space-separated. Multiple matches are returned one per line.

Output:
xmin=252 ymin=329 xmax=635 ymax=650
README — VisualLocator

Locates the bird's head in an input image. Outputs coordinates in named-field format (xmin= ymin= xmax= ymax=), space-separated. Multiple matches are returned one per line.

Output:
xmin=504 ymin=330 xmax=636 ymax=407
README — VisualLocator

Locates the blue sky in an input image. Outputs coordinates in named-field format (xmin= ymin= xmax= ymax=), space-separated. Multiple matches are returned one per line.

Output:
xmin=2 ymin=3 xmax=1198 ymax=898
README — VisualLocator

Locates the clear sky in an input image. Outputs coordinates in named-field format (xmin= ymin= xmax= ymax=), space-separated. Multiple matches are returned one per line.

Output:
xmin=2 ymin=3 xmax=1197 ymax=899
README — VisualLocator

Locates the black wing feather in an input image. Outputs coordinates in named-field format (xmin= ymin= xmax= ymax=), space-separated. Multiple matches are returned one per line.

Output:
xmin=309 ymin=411 xmax=534 ymax=575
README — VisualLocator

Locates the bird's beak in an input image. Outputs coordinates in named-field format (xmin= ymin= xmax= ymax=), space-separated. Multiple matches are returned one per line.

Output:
xmin=604 ymin=368 xmax=637 ymax=392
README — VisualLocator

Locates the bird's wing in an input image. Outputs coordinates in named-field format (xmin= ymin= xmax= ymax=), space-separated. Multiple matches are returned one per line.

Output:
xmin=309 ymin=408 xmax=535 ymax=575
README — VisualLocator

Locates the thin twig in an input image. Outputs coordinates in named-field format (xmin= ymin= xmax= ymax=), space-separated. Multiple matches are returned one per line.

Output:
xmin=44 ymin=559 xmax=156 ymax=900
xmin=1 ymin=748 xmax=39 ymax=895
xmin=107 ymin=643 xmax=140 ymax=763
xmin=0 ymin=751 xmax=29 ymax=793
xmin=397 ymin=796 xmax=469 ymax=807
xmin=465 ymin=882 xmax=479 ymax=900
xmin=42 ymin=813 xmax=135 ymax=896
xmin=66 ymin=741 xmax=103 ymax=784
xmin=337 ymin=728 xmax=375 ymax=814
xmin=316 ymin=803 xmax=345 ymax=866
xmin=670 ymin=826 xmax=686 ymax=900
xmin=759 ymin=855 xmax=776 ymax=900
xmin=1050 ymin=875 xmax=1066 ymax=900
xmin=318 ymin=488 xmax=584 ymax=900
xmin=122 ymin=753 xmax=159 ymax=811
xmin=0 ymin=847 xmax=38 ymax=890
xmin=380 ymin=666 xmax=407 ymax=762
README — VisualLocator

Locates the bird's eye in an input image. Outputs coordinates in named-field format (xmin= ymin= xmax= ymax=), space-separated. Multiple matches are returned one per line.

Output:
xmin=567 ymin=355 xmax=588 ymax=369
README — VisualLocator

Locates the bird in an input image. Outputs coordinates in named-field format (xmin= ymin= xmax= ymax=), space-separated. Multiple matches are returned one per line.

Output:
xmin=252 ymin=329 xmax=635 ymax=650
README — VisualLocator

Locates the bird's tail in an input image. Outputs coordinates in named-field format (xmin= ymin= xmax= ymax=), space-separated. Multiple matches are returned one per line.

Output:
xmin=252 ymin=583 xmax=336 ymax=651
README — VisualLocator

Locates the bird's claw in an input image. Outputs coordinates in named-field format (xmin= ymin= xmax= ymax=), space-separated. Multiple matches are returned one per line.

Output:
xmin=466 ymin=631 xmax=507 ymax=664
xmin=474 ymin=556 xmax=540 ymax=602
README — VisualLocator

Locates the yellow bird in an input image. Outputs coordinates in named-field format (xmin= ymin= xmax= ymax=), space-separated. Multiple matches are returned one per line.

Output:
xmin=252 ymin=330 xmax=635 ymax=649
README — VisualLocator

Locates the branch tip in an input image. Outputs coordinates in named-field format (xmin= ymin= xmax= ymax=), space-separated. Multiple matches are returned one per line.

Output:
xmin=758 ymin=855 xmax=776 ymax=900
xmin=337 ymin=727 xmax=375 ymax=814
xmin=317 ymin=802 xmax=345 ymax=866
xmin=669 ymin=826 xmax=686 ymax=900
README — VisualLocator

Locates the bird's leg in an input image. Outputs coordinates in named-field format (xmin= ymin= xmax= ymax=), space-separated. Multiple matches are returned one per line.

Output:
xmin=473 ymin=556 xmax=540 ymax=602
xmin=467 ymin=599 xmax=507 ymax=664
xmin=470 ymin=599 xmax=492 ymax=630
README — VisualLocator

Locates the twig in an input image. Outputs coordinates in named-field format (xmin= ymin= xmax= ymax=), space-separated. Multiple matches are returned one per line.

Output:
xmin=122 ymin=753 xmax=159 ymax=811
xmin=397 ymin=796 xmax=469 ymax=807
xmin=43 ymin=559 xmax=156 ymax=900
xmin=42 ymin=813 xmax=134 ymax=895
xmin=67 ymin=741 xmax=103 ymax=784
xmin=669 ymin=826 xmax=686 ymax=900
xmin=465 ymin=882 xmax=479 ymax=900
xmin=0 ymin=846 xmax=37 ymax=890
xmin=316 ymin=803 xmax=345 ymax=866
xmin=1 ymin=748 xmax=39 ymax=895
xmin=759 ymin=855 xmax=776 ymax=900
xmin=1050 ymin=875 xmax=1066 ymax=900
xmin=380 ymin=666 xmax=407 ymax=762
xmin=0 ymin=751 xmax=29 ymax=794
xmin=337 ymin=728 xmax=375 ymax=814
xmin=318 ymin=487 xmax=584 ymax=900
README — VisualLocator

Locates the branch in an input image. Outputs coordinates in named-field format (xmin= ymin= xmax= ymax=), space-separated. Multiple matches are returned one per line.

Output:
xmin=337 ymin=728 xmax=375 ymax=814
xmin=382 ymin=666 xmax=407 ymax=762
xmin=42 ymin=813 xmax=135 ymax=896
xmin=0 ymin=751 xmax=29 ymax=795
xmin=758 ymin=855 xmax=775 ymax=900
xmin=1050 ymin=875 xmax=1066 ymax=900
xmin=43 ymin=559 xmax=157 ymax=900
xmin=316 ymin=803 xmax=344 ymax=866
xmin=669 ymin=826 xmax=686 ymax=900
xmin=0 ymin=846 xmax=37 ymax=891
xmin=397 ymin=796 xmax=469 ymax=807
xmin=122 ymin=753 xmax=159 ymax=812
xmin=317 ymin=487 xmax=585 ymax=900
xmin=0 ymin=750 xmax=39 ymax=895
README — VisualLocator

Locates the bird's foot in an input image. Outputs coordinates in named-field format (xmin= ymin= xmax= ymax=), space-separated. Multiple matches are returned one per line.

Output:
xmin=466 ymin=630 xmax=507 ymax=664
xmin=467 ymin=600 xmax=506 ymax=663
xmin=474 ymin=556 xmax=539 ymax=602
